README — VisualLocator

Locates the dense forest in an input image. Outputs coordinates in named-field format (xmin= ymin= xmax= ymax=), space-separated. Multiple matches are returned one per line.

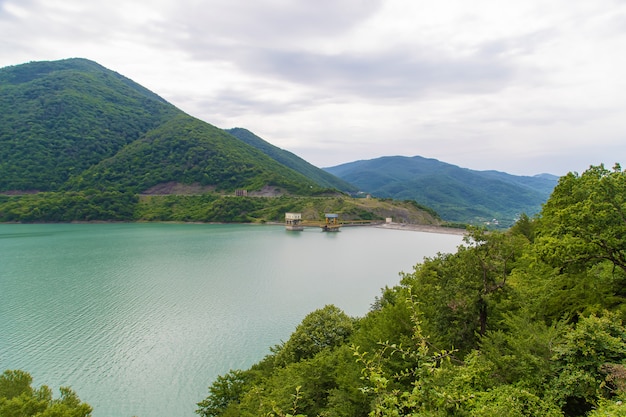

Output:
xmin=0 ymin=59 xmax=353 ymax=197
xmin=191 ymin=164 xmax=626 ymax=417
xmin=0 ymin=59 xmax=180 ymax=191
xmin=0 ymin=193 xmax=440 ymax=225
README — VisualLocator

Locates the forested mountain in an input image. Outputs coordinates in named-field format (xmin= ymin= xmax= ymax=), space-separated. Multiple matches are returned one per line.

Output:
xmin=0 ymin=58 xmax=180 ymax=191
xmin=68 ymin=115 xmax=321 ymax=194
xmin=324 ymin=155 xmax=559 ymax=226
xmin=0 ymin=58 xmax=335 ymax=195
xmin=226 ymin=127 xmax=358 ymax=193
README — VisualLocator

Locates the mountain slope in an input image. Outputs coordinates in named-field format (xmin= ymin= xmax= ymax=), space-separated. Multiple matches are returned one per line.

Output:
xmin=71 ymin=115 xmax=320 ymax=194
xmin=0 ymin=58 xmax=181 ymax=191
xmin=0 ymin=58 xmax=322 ymax=195
xmin=226 ymin=127 xmax=357 ymax=193
xmin=325 ymin=156 xmax=558 ymax=226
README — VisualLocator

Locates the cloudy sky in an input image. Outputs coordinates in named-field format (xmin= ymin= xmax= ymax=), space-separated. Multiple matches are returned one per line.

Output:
xmin=1 ymin=0 xmax=625 ymax=176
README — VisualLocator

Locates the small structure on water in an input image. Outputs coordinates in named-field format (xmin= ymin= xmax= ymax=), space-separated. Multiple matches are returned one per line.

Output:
xmin=322 ymin=213 xmax=341 ymax=232
xmin=285 ymin=212 xmax=304 ymax=231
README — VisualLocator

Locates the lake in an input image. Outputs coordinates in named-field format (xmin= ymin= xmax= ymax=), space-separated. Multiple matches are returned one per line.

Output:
xmin=0 ymin=223 xmax=463 ymax=417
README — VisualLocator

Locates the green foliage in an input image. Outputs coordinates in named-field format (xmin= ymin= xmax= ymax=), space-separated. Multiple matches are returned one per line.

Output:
xmin=536 ymin=164 xmax=626 ymax=274
xmin=196 ymin=370 xmax=250 ymax=417
xmin=477 ymin=310 xmax=561 ymax=391
xmin=68 ymin=115 xmax=322 ymax=194
xmin=0 ymin=192 xmax=439 ymax=225
xmin=509 ymin=213 xmax=539 ymax=242
xmin=469 ymin=385 xmax=563 ymax=417
xmin=0 ymin=58 xmax=179 ymax=192
xmin=275 ymin=305 xmax=354 ymax=365
xmin=0 ymin=191 xmax=138 ymax=222
xmin=0 ymin=370 xmax=33 ymax=400
xmin=242 ymin=350 xmax=345 ymax=416
xmin=354 ymin=287 xmax=415 ymax=354
xmin=400 ymin=228 xmax=528 ymax=354
xmin=548 ymin=312 xmax=626 ymax=414
xmin=587 ymin=399 xmax=626 ymax=417
xmin=353 ymin=303 xmax=624 ymax=417
xmin=0 ymin=370 xmax=92 ymax=417
xmin=353 ymin=298 xmax=465 ymax=417
xmin=531 ymin=164 xmax=626 ymax=320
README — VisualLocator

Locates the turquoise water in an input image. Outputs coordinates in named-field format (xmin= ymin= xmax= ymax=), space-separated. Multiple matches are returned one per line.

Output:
xmin=0 ymin=223 xmax=462 ymax=417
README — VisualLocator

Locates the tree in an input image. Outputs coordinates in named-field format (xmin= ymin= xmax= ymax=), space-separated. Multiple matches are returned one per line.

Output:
xmin=548 ymin=312 xmax=626 ymax=416
xmin=537 ymin=164 xmax=626 ymax=274
xmin=196 ymin=370 xmax=250 ymax=417
xmin=0 ymin=370 xmax=33 ymax=400
xmin=0 ymin=370 xmax=92 ymax=417
xmin=509 ymin=212 xmax=538 ymax=242
xmin=462 ymin=228 xmax=528 ymax=336
xmin=532 ymin=164 xmax=626 ymax=319
xmin=401 ymin=228 xmax=527 ymax=353
xmin=469 ymin=385 xmax=563 ymax=417
xmin=477 ymin=309 xmax=562 ymax=392
xmin=275 ymin=305 xmax=354 ymax=365
xmin=353 ymin=299 xmax=462 ymax=417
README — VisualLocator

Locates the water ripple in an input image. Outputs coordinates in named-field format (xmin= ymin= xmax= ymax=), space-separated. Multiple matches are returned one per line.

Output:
xmin=1 ymin=223 xmax=463 ymax=417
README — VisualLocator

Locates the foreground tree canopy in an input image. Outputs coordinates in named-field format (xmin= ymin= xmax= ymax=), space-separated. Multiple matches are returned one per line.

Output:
xmin=0 ymin=370 xmax=92 ymax=417
xmin=197 ymin=164 xmax=626 ymax=417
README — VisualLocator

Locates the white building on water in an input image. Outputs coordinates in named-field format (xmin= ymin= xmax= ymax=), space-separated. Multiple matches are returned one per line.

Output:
xmin=285 ymin=212 xmax=303 ymax=231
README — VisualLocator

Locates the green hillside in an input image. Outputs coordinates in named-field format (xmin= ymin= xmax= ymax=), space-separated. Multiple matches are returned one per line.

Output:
xmin=226 ymin=127 xmax=358 ymax=193
xmin=69 ymin=115 xmax=321 ymax=194
xmin=0 ymin=58 xmax=331 ymax=195
xmin=325 ymin=155 xmax=559 ymax=227
xmin=0 ymin=58 xmax=180 ymax=191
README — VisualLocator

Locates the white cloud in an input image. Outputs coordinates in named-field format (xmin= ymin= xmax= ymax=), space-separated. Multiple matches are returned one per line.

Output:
xmin=1 ymin=0 xmax=625 ymax=176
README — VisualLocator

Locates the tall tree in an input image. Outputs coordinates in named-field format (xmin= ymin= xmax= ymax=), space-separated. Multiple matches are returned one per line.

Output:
xmin=463 ymin=228 xmax=528 ymax=335
xmin=537 ymin=164 xmax=626 ymax=274
xmin=401 ymin=228 xmax=527 ymax=353
xmin=274 ymin=305 xmax=354 ymax=365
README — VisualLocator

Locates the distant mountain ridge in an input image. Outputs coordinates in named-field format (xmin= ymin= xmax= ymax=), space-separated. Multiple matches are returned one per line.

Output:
xmin=0 ymin=58 xmax=347 ymax=195
xmin=324 ymin=155 xmax=559 ymax=226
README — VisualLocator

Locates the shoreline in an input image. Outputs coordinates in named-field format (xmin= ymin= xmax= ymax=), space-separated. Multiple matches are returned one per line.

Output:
xmin=1 ymin=220 xmax=468 ymax=235
xmin=374 ymin=222 xmax=467 ymax=235
xmin=267 ymin=220 xmax=467 ymax=235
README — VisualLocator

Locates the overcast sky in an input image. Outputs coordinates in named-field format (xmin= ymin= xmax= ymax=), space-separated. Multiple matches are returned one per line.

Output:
xmin=1 ymin=0 xmax=625 ymax=176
